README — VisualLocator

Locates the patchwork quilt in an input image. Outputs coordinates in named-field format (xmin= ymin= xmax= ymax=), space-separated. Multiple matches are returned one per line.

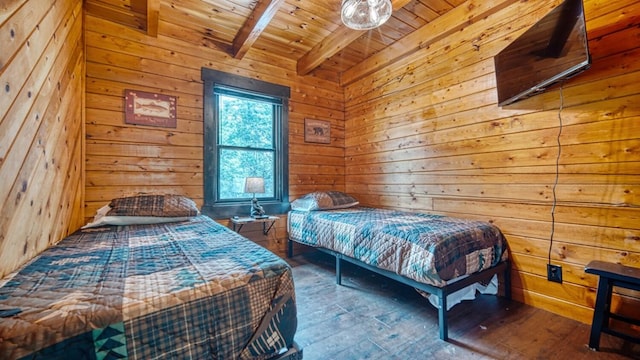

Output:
xmin=288 ymin=207 xmax=508 ymax=287
xmin=0 ymin=216 xmax=297 ymax=360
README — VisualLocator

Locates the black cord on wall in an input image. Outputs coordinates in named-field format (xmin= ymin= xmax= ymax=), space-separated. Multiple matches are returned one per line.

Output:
xmin=548 ymin=83 xmax=564 ymax=265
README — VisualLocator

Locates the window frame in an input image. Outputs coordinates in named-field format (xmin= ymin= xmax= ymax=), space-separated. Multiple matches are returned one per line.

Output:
xmin=201 ymin=68 xmax=290 ymax=219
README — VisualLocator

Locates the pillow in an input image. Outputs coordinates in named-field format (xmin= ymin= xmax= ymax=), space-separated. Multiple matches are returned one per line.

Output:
xmin=291 ymin=191 xmax=359 ymax=211
xmin=107 ymin=194 xmax=199 ymax=217
xmin=82 ymin=194 xmax=200 ymax=229
xmin=82 ymin=214 xmax=192 ymax=229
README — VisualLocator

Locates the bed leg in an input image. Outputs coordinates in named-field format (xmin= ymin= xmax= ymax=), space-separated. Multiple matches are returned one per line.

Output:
xmin=504 ymin=261 xmax=512 ymax=300
xmin=287 ymin=239 xmax=294 ymax=258
xmin=336 ymin=255 xmax=342 ymax=285
xmin=439 ymin=294 xmax=449 ymax=341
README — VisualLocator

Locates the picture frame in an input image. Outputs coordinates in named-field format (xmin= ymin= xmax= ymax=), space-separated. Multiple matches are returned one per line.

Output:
xmin=124 ymin=89 xmax=177 ymax=128
xmin=304 ymin=118 xmax=331 ymax=144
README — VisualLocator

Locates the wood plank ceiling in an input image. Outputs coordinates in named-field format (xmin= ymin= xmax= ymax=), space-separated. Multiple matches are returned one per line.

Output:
xmin=84 ymin=0 xmax=465 ymax=83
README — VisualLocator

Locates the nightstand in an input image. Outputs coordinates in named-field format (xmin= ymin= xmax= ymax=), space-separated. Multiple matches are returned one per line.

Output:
xmin=230 ymin=216 xmax=279 ymax=235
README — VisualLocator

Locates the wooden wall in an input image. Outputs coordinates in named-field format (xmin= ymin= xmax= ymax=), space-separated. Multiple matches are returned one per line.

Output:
xmin=4 ymin=0 xmax=637 ymax=328
xmin=344 ymin=0 xmax=640 ymax=324
xmin=0 ymin=0 xmax=85 ymax=277
xmin=83 ymin=4 xmax=345 ymax=255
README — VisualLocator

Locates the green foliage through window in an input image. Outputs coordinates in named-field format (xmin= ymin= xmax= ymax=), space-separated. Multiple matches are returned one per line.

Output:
xmin=202 ymin=68 xmax=289 ymax=218
xmin=216 ymin=90 xmax=278 ymax=200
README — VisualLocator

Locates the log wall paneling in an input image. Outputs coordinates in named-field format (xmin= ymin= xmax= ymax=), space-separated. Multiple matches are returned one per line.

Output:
xmin=4 ymin=0 xmax=638 ymax=334
xmin=83 ymin=10 xmax=345 ymax=254
xmin=343 ymin=0 xmax=640 ymax=324
xmin=0 ymin=0 xmax=85 ymax=277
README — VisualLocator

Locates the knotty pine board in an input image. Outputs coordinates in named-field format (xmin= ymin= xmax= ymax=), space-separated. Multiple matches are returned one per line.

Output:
xmin=0 ymin=0 xmax=84 ymax=277
xmin=343 ymin=0 xmax=640 ymax=324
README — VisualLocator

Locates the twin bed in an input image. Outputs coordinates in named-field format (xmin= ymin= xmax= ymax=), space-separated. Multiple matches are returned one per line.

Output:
xmin=286 ymin=191 xmax=511 ymax=341
xmin=0 ymin=195 xmax=301 ymax=360
xmin=0 ymin=191 xmax=510 ymax=358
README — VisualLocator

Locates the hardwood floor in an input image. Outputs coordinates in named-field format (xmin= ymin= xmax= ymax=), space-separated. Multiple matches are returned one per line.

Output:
xmin=287 ymin=251 xmax=640 ymax=360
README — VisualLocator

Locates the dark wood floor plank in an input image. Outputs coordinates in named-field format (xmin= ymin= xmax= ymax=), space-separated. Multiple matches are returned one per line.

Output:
xmin=289 ymin=251 xmax=640 ymax=359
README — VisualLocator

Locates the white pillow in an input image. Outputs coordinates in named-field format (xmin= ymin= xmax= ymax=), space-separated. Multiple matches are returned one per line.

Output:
xmin=81 ymin=204 xmax=191 ymax=229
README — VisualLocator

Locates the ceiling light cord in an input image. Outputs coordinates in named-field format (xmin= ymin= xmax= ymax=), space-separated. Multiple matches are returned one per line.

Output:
xmin=548 ymin=83 xmax=564 ymax=265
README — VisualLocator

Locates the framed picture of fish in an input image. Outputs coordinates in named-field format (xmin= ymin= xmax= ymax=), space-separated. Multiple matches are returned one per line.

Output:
xmin=124 ymin=89 xmax=177 ymax=128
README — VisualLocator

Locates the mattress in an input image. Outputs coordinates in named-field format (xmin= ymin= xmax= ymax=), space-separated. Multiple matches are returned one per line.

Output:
xmin=0 ymin=215 xmax=297 ymax=359
xmin=288 ymin=207 xmax=508 ymax=287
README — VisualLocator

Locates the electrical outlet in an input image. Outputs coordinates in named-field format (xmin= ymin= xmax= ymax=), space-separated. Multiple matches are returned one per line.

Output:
xmin=547 ymin=264 xmax=562 ymax=283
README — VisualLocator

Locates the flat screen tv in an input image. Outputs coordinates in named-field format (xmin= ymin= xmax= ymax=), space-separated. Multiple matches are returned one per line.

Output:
xmin=494 ymin=0 xmax=591 ymax=107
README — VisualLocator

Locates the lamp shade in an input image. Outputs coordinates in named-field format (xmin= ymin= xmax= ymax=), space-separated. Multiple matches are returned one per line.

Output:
xmin=341 ymin=0 xmax=392 ymax=30
xmin=244 ymin=177 xmax=265 ymax=194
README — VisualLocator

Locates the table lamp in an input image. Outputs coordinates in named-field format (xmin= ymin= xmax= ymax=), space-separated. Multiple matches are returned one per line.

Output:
xmin=244 ymin=177 xmax=267 ymax=218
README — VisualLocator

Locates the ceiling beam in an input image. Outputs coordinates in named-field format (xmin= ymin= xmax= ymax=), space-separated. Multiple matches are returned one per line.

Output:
xmin=340 ymin=0 xmax=520 ymax=86
xmin=146 ymin=0 xmax=160 ymax=37
xmin=232 ymin=0 xmax=287 ymax=59
xmin=297 ymin=0 xmax=412 ymax=76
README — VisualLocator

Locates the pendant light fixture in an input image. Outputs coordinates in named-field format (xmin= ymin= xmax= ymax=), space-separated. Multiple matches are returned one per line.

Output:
xmin=341 ymin=0 xmax=393 ymax=30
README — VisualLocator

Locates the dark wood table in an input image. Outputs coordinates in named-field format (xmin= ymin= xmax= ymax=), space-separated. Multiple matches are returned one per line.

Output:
xmin=585 ymin=260 xmax=640 ymax=351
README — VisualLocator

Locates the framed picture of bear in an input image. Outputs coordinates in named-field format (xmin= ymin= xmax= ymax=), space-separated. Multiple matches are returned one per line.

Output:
xmin=304 ymin=118 xmax=331 ymax=144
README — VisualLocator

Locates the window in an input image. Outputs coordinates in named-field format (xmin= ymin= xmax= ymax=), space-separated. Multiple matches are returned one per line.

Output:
xmin=201 ymin=68 xmax=289 ymax=218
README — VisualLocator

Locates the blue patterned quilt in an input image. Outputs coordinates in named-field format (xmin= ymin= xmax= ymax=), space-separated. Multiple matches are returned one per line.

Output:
xmin=0 ymin=216 xmax=297 ymax=359
xmin=288 ymin=207 xmax=508 ymax=287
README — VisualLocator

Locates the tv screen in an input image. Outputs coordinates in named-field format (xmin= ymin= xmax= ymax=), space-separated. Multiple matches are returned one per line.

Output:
xmin=494 ymin=0 xmax=591 ymax=106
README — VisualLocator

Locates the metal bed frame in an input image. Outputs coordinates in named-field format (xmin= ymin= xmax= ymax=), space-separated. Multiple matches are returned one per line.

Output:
xmin=288 ymin=240 xmax=511 ymax=341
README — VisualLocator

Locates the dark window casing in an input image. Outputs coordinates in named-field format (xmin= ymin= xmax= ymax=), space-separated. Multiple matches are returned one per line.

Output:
xmin=201 ymin=68 xmax=290 ymax=219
